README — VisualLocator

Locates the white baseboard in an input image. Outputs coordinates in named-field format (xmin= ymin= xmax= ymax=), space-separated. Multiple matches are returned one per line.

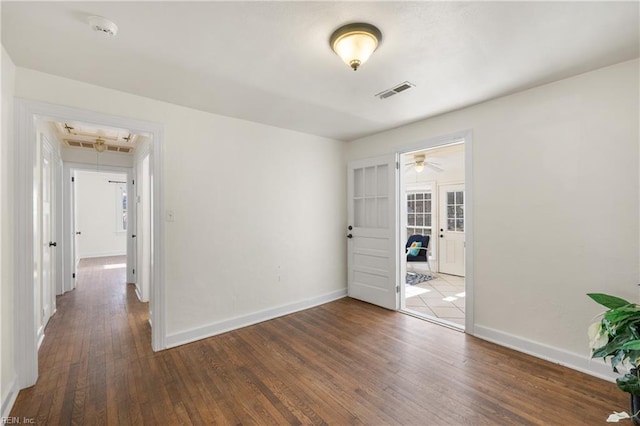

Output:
xmin=36 ymin=326 xmax=45 ymax=350
xmin=135 ymin=285 xmax=143 ymax=302
xmin=473 ymin=325 xmax=618 ymax=383
xmin=1 ymin=375 xmax=19 ymax=419
xmin=166 ymin=288 xmax=348 ymax=348
xmin=78 ymin=252 xmax=126 ymax=259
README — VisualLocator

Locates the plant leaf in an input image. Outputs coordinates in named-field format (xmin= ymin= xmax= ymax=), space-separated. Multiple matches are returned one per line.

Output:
xmin=618 ymin=373 xmax=640 ymax=394
xmin=588 ymin=293 xmax=632 ymax=310
xmin=622 ymin=341 xmax=640 ymax=350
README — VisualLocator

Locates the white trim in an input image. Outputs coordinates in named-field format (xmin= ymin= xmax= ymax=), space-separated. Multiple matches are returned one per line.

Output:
xmin=14 ymin=99 xmax=38 ymax=388
xmin=63 ymin=162 xmax=131 ymax=293
xmin=77 ymin=252 xmax=127 ymax=259
xmin=474 ymin=325 xmax=618 ymax=383
xmin=13 ymin=98 xmax=167 ymax=393
xmin=1 ymin=376 xmax=19 ymax=420
xmin=166 ymin=289 xmax=348 ymax=348
xmin=135 ymin=285 xmax=143 ymax=302
xmin=36 ymin=326 xmax=45 ymax=350
xmin=463 ymin=132 xmax=474 ymax=334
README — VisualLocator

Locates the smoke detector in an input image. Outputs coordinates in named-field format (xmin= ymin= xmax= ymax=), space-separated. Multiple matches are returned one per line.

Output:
xmin=88 ymin=16 xmax=118 ymax=37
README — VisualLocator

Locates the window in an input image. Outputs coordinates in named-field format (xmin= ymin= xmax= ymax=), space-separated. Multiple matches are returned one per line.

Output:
xmin=116 ymin=184 xmax=127 ymax=232
xmin=407 ymin=192 xmax=432 ymax=242
xmin=446 ymin=190 xmax=464 ymax=232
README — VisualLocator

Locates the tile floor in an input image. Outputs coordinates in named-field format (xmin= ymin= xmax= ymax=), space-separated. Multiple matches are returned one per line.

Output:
xmin=404 ymin=273 xmax=465 ymax=327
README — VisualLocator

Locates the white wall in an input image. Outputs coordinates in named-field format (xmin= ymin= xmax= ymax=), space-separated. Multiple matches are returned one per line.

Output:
xmin=14 ymin=67 xmax=347 ymax=343
xmin=347 ymin=59 xmax=640 ymax=376
xmin=1 ymin=46 xmax=17 ymax=416
xmin=74 ymin=170 xmax=128 ymax=259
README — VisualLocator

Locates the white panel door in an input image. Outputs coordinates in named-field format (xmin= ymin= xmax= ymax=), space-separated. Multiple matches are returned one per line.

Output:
xmin=438 ymin=184 xmax=465 ymax=276
xmin=347 ymin=155 xmax=397 ymax=310
xmin=41 ymin=139 xmax=55 ymax=327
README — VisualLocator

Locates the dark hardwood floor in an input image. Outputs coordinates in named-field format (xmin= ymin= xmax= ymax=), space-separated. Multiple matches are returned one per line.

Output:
xmin=11 ymin=256 xmax=625 ymax=425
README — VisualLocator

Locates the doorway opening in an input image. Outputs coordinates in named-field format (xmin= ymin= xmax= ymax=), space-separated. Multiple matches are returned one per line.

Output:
xmin=13 ymin=99 xmax=166 ymax=390
xmin=399 ymin=141 xmax=466 ymax=329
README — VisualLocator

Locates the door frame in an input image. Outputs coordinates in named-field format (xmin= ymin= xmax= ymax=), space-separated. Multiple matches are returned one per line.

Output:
xmin=63 ymin=164 xmax=133 ymax=293
xmin=395 ymin=130 xmax=474 ymax=334
xmin=13 ymin=98 xmax=167 ymax=389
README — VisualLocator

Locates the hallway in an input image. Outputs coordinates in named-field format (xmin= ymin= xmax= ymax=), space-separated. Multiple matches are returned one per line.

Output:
xmin=11 ymin=257 xmax=626 ymax=424
xmin=12 ymin=256 xmax=151 ymax=424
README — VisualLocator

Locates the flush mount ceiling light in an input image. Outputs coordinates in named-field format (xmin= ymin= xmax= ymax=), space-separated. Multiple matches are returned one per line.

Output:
xmin=330 ymin=23 xmax=382 ymax=71
xmin=88 ymin=15 xmax=118 ymax=37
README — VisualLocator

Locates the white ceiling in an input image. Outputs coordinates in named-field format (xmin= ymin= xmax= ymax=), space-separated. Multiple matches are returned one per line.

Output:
xmin=2 ymin=2 xmax=638 ymax=141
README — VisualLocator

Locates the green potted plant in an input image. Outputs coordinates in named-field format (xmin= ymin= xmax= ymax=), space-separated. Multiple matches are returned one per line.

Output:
xmin=588 ymin=293 xmax=640 ymax=423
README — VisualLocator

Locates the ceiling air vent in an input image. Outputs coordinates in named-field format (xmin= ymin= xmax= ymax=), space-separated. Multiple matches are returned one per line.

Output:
xmin=375 ymin=81 xmax=415 ymax=100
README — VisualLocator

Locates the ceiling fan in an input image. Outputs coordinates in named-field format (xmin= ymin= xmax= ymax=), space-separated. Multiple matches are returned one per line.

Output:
xmin=405 ymin=153 xmax=444 ymax=173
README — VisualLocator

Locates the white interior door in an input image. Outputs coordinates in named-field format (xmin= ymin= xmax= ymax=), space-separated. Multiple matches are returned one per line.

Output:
xmin=71 ymin=172 xmax=78 ymax=290
xmin=347 ymin=155 xmax=397 ymax=310
xmin=128 ymin=174 xmax=136 ymax=284
xmin=438 ymin=183 xmax=465 ymax=276
xmin=41 ymin=138 xmax=55 ymax=327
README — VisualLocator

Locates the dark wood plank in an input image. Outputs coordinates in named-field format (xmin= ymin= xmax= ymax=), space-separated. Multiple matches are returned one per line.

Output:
xmin=10 ymin=255 xmax=627 ymax=425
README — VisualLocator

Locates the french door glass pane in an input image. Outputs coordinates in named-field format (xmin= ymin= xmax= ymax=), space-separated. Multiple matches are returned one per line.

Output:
xmin=365 ymin=166 xmax=376 ymax=197
xmin=377 ymin=197 xmax=388 ymax=228
xmin=354 ymin=199 xmax=364 ymax=227
xmin=376 ymin=165 xmax=388 ymax=196
xmin=354 ymin=168 xmax=364 ymax=198
xmin=365 ymin=198 xmax=376 ymax=227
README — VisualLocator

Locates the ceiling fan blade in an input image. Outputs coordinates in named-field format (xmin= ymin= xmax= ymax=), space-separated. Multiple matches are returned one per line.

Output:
xmin=426 ymin=162 xmax=444 ymax=172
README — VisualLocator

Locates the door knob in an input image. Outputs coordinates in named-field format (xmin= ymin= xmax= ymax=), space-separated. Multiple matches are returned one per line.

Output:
xmin=439 ymin=235 xmax=443 ymax=238
xmin=348 ymin=225 xmax=353 ymax=230
xmin=49 ymin=241 xmax=57 ymax=247
xmin=347 ymin=234 xmax=353 ymax=239
xmin=75 ymin=231 xmax=81 ymax=235
xmin=132 ymin=234 xmax=137 ymax=238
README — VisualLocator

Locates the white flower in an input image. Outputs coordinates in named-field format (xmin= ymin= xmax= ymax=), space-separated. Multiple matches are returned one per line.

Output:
xmin=589 ymin=321 xmax=609 ymax=349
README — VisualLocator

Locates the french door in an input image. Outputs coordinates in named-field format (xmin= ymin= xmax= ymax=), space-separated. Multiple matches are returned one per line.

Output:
xmin=347 ymin=155 xmax=398 ymax=310
xmin=438 ymin=183 xmax=465 ymax=276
